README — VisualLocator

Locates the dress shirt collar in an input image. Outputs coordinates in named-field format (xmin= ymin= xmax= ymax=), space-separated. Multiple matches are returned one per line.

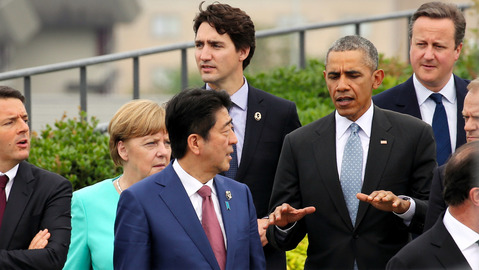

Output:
xmin=413 ymin=73 xmax=456 ymax=105
xmin=1 ymin=163 xmax=19 ymax=181
xmin=172 ymin=159 xmax=216 ymax=198
xmin=443 ymin=207 xmax=479 ymax=252
xmin=206 ymin=77 xmax=249 ymax=112
xmin=336 ymin=102 xmax=374 ymax=140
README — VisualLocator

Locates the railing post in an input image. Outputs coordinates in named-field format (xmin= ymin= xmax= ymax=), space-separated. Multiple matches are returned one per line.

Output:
xmin=133 ymin=57 xmax=139 ymax=99
xmin=181 ymin=48 xmax=188 ymax=90
xmin=24 ymin=76 xmax=32 ymax=130
xmin=80 ymin=66 xmax=87 ymax=116
xmin=355 ymin=23 xmax=361 ymax=35
xmin=299 ymin=31 xmax=306 ymax=69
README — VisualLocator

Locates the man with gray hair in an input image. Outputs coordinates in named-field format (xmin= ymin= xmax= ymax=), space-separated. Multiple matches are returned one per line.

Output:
xmin=265 ymin=35 xmax=436 ymax=269
xmin=373 ymin=2 xmax=469 ymax=166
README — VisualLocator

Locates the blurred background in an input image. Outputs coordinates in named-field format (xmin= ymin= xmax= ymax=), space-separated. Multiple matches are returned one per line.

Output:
xmin=0 ymin=0 xmax=476 ymax=131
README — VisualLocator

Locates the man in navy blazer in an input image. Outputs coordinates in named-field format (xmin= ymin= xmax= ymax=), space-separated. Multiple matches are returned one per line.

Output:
xmin=425 ymin=78 xmax=479 ymax=231
xmin=0 ymin=86 xmax=72 ymax=269
xmin=114 ymin=88 xmax=265 ymax=270
xmin=266 ymin=35 xmax=436 ymax=269
xmin=373 ymin=2 xmax=469 ymax=165
xmin=387 ymin=141 xmax=479 ymax=270
xmin=193 ymin=3 xmax=300 ymax=269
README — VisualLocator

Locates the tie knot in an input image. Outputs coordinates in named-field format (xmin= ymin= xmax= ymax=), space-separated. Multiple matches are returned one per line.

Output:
xmin=350 ymin=123 xmax=359 ymax=134
xmin=0 ymin=175 xmax=8 ymax=189
xmin=430 ymin=93 xmax=444 ymax=104
xmin=198 ymin=185 xmax=212 ymax=198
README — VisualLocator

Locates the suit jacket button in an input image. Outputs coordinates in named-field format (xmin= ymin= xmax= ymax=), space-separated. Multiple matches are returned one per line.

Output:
xmin=353 ymin=234 xmax=359 ymax=239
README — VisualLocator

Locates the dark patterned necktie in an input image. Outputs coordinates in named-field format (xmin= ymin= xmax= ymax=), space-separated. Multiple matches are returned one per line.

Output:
xmin=430 ymin=93 xmax=451 ymax=165
xmin=0 ymin=175 xmax=9 ymax=229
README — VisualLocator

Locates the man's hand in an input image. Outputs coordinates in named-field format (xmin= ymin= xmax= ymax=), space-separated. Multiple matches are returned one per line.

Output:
xmin=28 ymin=229 xmax=50 ymax=250
xmin=265 ymin=203 xmax=316 ymax=228
xmin=257 ymin=218 xmax=269 ymax=246
xmin=357 ymin=190 xmax=411 ymax=214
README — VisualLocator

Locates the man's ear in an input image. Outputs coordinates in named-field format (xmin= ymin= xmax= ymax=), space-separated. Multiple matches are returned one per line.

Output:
xmin=187 ymin=134 xmax=202 ymax=155
xmin=470 ymin=187 xmax=479 ymax=207
xmin=238 ymin=46 xmax=250 ymax=62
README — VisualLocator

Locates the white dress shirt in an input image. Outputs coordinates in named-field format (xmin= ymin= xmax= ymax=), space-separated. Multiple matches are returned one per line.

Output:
xmin=414 ymin=73 xmax=457 ymax=152
xmin=443 ymin=208 xmax=479 ymax=270
xmin=173 ymin=160 xmax=227 ymax=247
xmin=207 ymin=78 xmax=249 ymax=166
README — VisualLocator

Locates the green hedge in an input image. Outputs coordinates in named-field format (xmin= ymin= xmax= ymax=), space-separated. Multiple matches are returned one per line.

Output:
xmin=28 ymin=111 xmax=122 ymax=191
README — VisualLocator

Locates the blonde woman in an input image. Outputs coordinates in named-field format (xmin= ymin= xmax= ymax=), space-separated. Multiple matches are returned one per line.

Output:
xmin=63 ymin=99 xmax=171 ymax=270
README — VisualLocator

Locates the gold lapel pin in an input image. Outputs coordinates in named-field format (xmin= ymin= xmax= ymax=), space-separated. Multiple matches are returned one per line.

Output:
xmin=380 ymin=140 xmax=387 ymax=145
xmin=226 ymin=191 xmax=232 ymax=200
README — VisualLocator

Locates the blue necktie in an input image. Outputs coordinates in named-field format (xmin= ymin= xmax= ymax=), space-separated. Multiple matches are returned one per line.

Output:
xmin=225 ymin=142 xmax=238 ymax=179
xmin=430 ymin=93 xmax=451 ymax=166
xmin=340 ymin=123 xmax=363 ymax=226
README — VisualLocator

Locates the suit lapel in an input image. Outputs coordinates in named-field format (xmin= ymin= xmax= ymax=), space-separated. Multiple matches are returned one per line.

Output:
xmin=395 ymin=77 xmax=422 ymax=119
xmin=454 ymin=75 xmax=468 ymax=148
xmin=313 ymin=113 xmax=353 ymax=229
xmin=356 ymin=107 xmax=394 ymax=226
xmin=0 ymin=161 xmax=34 ymax=248
xmin=156 ymin=166 xmax=220 ymax=270
xmin=430 ymin=218 xmax=472 ymax=269
xmin=236 ymin=87 xmax=265 ymax=180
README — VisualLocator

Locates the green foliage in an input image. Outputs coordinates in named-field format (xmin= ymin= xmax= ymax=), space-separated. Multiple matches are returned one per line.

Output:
xmin=28 ymin=111 xmax=122 ymax=191
xmin=286 ymin=237 xmax=308 ymax=270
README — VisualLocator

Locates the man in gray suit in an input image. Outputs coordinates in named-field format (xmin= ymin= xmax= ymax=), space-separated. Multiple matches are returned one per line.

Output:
xmin=266 ymin=35 xmax=436 ymax=269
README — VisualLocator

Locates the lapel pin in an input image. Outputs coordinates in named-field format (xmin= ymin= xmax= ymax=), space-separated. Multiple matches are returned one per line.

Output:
xmin=225 ymin=201 xmax=231 ymax=210
xmin=380 ymin=140 xmax=387 ymax=145
xmin=225 ymin=191 xmax=232 ymax=200
xmin=254 ymin=112 xmax=261 ymax=121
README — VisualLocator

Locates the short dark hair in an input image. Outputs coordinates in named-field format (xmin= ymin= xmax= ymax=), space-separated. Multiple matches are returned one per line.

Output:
xmin=193 ymin=1 xmax=255 ymax=70
xmin=0 ymin=86 xmax=25 ymax=103
xmin=165 ymin=88 xmax=231 ymax=159
xmin=443 ymin=141 xmax=479 ymax=206
xmin=325 ymin=35 xmax=379 ymax=71
xmin=409 ymin=2 xmax=466 ymax=49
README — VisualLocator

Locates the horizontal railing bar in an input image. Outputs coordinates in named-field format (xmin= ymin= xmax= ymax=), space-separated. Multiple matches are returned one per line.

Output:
xmin=0 ymin=3 xmax=471 ymax=82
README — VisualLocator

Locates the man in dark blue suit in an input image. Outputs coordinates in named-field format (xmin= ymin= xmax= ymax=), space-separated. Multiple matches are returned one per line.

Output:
xmin=114 ymin=88 xmax=265 ymax=270
xmin=193 ymin=3 xmax=301 ymax=269
xmin=387 ymin=140 xmax=479 ymax=270
xmin=373 ymin=2 xmax=469 ymax=166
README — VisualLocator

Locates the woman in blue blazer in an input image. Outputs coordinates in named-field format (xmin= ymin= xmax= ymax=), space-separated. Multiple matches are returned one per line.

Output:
xmin=63 ymin=99 xmax=171 ymax=270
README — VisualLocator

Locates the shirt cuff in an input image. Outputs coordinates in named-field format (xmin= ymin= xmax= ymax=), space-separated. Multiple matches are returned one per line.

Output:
xmin=394 ymin=195 xmax=416 ymax=226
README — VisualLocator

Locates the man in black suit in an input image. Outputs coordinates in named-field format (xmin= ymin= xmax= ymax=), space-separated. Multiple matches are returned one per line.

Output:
xmin=425 ymin=78 xmax=479 ymax=230
xmin=0 ymin=86 xmax=72 ymax=269
xmin=373 ymin=2 xmax=468 ymax=166
xmin=193 ymin=3 xmax=301 ymax=269
xmin=387 ymin=140 xmax=479 ymax=270
xmin=266 ymin=35 xmax=436 ymax=269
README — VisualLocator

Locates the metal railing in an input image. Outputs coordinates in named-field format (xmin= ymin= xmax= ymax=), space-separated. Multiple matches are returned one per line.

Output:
xmin=0 ymin=3 xmax=472 ymax=128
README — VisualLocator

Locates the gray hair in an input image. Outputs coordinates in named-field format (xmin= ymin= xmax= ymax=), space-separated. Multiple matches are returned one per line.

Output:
xmin=325 ymin=35 xmax=378 ymax=71
xmin=467 ymin=78 xmax=479 ymax=93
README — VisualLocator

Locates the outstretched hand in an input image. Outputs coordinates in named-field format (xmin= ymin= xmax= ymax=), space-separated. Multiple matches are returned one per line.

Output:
xmin=357 ymin=190 xmax=410 ymax=214
xmin=264 ymin=203 xmax=316 ymax=229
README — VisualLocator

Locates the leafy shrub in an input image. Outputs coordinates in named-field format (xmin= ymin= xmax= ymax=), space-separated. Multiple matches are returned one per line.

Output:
xmin=29 ymin=111 xmax=122 ymax=191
